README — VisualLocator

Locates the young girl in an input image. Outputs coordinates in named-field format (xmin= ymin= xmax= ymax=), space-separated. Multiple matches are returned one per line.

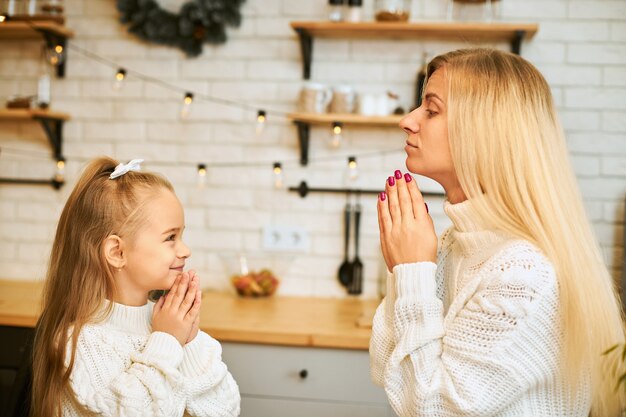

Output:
xmin=31 ymin=157 xmax=240 ymax=416
xmin=372 ymin=49 xmax=625 ymax=416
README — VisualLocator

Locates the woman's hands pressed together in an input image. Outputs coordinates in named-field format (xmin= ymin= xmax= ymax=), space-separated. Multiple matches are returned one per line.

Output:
xmin=152 ymin=271 xmax=202 ymax=346
xmin=378 ymin=170 xmax=438 ymax=271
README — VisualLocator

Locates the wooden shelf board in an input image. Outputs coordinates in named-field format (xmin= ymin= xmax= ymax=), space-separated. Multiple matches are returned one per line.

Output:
xmin=0 ymin=20 xmax=74 ymax=39
xmin=290 ymin=21 xmax=538 ymax=42
xmin=288 ymin=112 xmax=403 ymax=127
xmin=0 ymin=108 xmax=70 ymax=121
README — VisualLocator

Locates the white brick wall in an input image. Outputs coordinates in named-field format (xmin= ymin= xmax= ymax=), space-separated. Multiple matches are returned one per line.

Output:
xmin=0 ymin=0 xmax=624 ymax=298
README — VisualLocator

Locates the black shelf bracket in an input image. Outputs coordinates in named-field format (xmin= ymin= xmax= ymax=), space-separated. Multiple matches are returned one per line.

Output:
xmin=34 ymin=116 xmax=64 ymax=160
xmin=511 ymin=30 xmax=525 ymax=55
xmin=39 ymin=30 xmax=68 ymax=78
xmin=294 ymin=121 xmax=310 ymax=166
xmin=0 ymin=177 xmax=64 ymax=189
xmin=288 ymin=180 xmax=445 ymax=199
xmin=295 ymin=28 xmax=313 ymax=80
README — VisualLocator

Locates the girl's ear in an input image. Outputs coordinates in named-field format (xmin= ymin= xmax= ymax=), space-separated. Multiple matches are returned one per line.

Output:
xmin=103 ymin=235 xmax=125 ymax=269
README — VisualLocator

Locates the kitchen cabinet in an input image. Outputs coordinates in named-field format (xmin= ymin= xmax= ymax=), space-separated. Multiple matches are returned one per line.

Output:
xmin=222 ymin=342 xmax=395 ymax=417
xmin=288 ymin=20 xmax=539 ymax=165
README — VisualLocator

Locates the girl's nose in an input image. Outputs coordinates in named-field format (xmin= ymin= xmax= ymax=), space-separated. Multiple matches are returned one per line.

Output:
xmin=179 ymin=241 xmax=191 ymax=259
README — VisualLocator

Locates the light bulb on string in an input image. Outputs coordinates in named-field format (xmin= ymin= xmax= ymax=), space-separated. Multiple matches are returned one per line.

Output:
xmin=46 ymin=44 xmax=65 ymax=66
xmin=113 ymin=68 xmax=126 ymax=91
xmin=197 ymin=163 xmax=207 ymax=188
xmin=347 ymin=156 xmax=358 ymax=182
xmin=54 ymin=158 xmax=65 ymax=183
xmin=180 ymin=92 xmax=194 ymax=120
xmin=272 ymin=162 xmax=283 ymax=189
xmin=329 ymin=121 xmax=343 ymax=148
xmin=256 ymin=110 xmax=266 ymax=135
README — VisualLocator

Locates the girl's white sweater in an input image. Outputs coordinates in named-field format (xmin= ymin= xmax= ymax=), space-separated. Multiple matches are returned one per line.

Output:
xmin=62 ymin=301 xmax=240 ymax=416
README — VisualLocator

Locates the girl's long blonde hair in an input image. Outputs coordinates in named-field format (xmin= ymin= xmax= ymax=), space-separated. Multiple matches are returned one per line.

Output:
xmin=31 ymin=157 xmax=173 ymax=417
xmin=427 ymin=48 xmax=625 ymax=416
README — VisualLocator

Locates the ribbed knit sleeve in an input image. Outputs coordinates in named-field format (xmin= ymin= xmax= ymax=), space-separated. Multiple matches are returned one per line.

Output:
xmin=68 ymin=330 xmax=186 ymax=416
xmin=370 ymin=244 xmax=565 ymax=416
xmin=181 ymin=331 xmax=241 ymax=417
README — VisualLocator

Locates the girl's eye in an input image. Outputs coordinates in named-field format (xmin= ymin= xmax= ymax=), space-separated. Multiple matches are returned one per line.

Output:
xmin=426 ymin=109 xmax=437 ymax=118
xmin=166 ymin=234 xmax=176 ymax=241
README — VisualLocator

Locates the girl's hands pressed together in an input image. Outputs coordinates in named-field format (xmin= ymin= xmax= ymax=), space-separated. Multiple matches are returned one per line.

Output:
xmin=185 ymin=270 xmax=202 ymax=345
xmin=152 ymin=271 xmax=202 ymax=345
xmin=378 ymin=170 xmax=438 ymax=271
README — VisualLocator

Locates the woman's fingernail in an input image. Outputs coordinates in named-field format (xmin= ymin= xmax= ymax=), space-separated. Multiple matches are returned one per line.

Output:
xmin=388 ymin=176 xmax=395 ymax=186
xmin=379 ymin=192 xmax=386 ymax=201
xmin=425 ymin=203 xmax=429 ymax=213
xmin=394 ymin=170 xmax=402 ymax=179
xmin=404 ymin=173 xmax=412 ymax=182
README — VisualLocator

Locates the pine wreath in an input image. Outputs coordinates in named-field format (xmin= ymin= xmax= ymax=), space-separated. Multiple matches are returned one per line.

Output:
xmin=116 ymin=0 xmax=246 ymax=57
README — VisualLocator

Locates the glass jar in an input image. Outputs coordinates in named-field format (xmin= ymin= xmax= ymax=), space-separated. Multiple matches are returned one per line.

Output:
xmin=447 ymin=0 xmax=502 ymax=22
xmin=375 ymin=0 xmax=411 ymax=22
xmin=328 ymin=0 xmax=345 ymax=22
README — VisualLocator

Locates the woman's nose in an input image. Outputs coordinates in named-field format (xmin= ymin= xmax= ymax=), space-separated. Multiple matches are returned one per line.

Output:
xmin=399 ymin=108 xmax=420 ymax=135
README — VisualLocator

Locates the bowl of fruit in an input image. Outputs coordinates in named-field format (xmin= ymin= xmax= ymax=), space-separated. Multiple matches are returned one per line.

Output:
xmin=224 ymin=254 xmax=281 ymax=297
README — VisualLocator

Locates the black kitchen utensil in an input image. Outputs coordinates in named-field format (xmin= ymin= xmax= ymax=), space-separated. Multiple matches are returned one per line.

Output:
xmin=349 ymin=203 xmax=363 ymax=295
xmin=338 ymin=202 xmax=353 ymax=288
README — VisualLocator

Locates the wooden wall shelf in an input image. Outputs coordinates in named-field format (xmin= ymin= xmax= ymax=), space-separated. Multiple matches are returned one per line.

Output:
xmin=290 ymin=21 xmax=538 ymax=79
xmin=0 ymin=19 xmax=74 ymax=77
xmin=0 ymin=108 xmax=69 ymax=160
xmin=288 ymin=112 xmax=403 ymax=127
xmin=287 ymin=112 xmax=404 ymax=166
xmin=0 ymin=109 xmax=68 ymax=189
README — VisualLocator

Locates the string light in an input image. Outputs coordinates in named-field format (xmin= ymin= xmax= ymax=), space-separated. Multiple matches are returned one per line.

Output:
xmin=256 ymin=110 xmax=266 ymax=135
xmin=180 ymin=92 xmax=194 ymax=119
xmin=47 ymin=44 xmax=65 ymax=66
xmin=347 ymin=156 xmax=358 ymax=182
xmin=113 ymin=68 xmax=127 ymax=91
xmin=196 ymin=163 xmax=207 ymax=188
xmin=273 ymin=162 xmax=283 ymax=189
xmin=329 ymin=121 xmax=343 ymax=148
xmin=55 ymin=158 xmax=65 ymax=182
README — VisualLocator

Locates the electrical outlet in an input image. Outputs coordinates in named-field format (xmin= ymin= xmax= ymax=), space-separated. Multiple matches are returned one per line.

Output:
xmin=262 ymin=225 xmax=310 ymax=252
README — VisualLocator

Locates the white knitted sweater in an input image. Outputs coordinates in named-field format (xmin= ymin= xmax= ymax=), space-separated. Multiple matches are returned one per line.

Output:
xmin=370 ymin=198 xmax=591 ymax=416
xmin=62 ymin=301 xmax=240 ymax=416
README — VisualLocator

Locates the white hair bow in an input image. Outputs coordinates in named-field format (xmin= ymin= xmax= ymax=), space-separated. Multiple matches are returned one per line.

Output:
xmin=109 ymin=159 xmax=144 ymax=179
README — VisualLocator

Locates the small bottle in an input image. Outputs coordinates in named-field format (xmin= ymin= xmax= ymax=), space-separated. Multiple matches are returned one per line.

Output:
xmin=346 ymin=0 xmax=362 ymax=22
xmin=328 ymin=0 xmax=345 ymax=22
xmin=37 ymin=47 xmax=51 ymax=109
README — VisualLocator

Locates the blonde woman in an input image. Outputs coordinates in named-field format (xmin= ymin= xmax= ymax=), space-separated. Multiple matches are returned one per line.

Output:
xmin=371 ymin=48 xmax=625 ymax=416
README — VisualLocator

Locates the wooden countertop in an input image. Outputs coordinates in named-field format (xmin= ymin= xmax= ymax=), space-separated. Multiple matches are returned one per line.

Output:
xmin=0 ymin=279 xmax=379 ymax=350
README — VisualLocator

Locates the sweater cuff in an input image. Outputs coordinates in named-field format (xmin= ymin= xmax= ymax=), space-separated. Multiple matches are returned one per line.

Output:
xmin=392 ymin=262 xmax=438 ymax=299
xmin=181 ymin=331 xmax=220 ymax=378
xmin=141 ymin=331 xmax=184 ymax=369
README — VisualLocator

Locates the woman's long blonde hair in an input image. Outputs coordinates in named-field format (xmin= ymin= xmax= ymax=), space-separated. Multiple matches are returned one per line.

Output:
xmin=427 ymin=48 xmax=625 ymax=416
xmin=31 ymin=157 xmax=173 ymax=417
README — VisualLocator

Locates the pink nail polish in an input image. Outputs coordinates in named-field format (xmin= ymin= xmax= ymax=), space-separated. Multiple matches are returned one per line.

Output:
xmin=394 ymin=170 xmax=402 ymax=179
xmin=388 ymin=176 xmax=395 ymax=186
xmin=380 ymin=192 xmax=386 ymax=201
xmin=404 ymin=173 xmax=412 ymax=182
xmin=425 ymin=203 xmax=429 ymax=213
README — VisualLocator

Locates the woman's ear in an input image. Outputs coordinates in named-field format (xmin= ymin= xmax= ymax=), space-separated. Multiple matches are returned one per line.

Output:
xmin=103 ymin=235 xmax=125 ymax=269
